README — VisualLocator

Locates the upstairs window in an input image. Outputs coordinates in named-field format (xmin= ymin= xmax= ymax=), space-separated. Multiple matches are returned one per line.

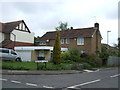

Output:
xmin=66 ymin=38 xmax=70 ymax=44
xmin=39 ymin=41 xmax=46 ymax=45
xmin=61 ymin=39 xmax=64 ymax=44
xmin=77 ymin=37 xmax=84 ymax=45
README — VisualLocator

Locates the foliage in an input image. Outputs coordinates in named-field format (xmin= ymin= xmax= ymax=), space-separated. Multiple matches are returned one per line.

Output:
xmin=61 ymin=48 xmax=102 ymax=67
xmin=34 ymin=36 xmax=40 ymax=46
xmin=101 ymin=44 xmax=118 ymax=57
xmin=61 ymin=48 xmax=81 ymax=63
xmin=87 ymin=54 xmax=102 ymax=67
xmin=68 ymin=48 xmax=81 ymax=62
xmin=61 ymin=51 xmax=73 ymax=63
xmin=55 ymin=22 xmax=68 ymax=30
xmin=52 ymin=30 xmax=61 ymax=64
xmin=99 ymin=52 xmax=109 ymax=65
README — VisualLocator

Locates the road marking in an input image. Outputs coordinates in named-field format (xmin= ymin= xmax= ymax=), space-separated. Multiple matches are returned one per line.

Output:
xmin=11 ymin=80 xmax=21 ymax=84
xmin=110 ymin=74 xmax=120 ymax=78
xmin=26 ymin=83 xmax=38 ymax=87
xmin=83 ymin=70 xmax=94 ymax=72
xmin=0 ymin=78 xmax=8 ymax=81
xmin=67 ymin=79 xmax=101 ymax=88
xmin=83 ymin=69 xmax=99 ymax=73
xmin=43 ymin=86 xmax=54 ymax=88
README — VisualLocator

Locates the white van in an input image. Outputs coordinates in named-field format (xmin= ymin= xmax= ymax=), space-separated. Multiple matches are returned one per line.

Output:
xmin=0 ymin=48 xmax=21 ymax=61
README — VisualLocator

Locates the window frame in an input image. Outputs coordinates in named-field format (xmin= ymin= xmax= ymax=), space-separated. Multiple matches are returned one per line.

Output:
xmin=77 ymin=37 xmax=84 ymax=45
xmin=2 ymin=50 xmax=9 ymax=54
xmin=61 ymin=39 xmax=64 ymax=44
xmin=66 ymin=38 xmax=70 ymax=44
xmin=11 ymin=50 xmax=17 ymax=55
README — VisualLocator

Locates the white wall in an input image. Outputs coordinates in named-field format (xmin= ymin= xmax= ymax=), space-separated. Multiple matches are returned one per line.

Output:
xmin=0 ymin=32 xmax=4 ymax=43
xmin=11 ymin=30 xmax=34 ymax=43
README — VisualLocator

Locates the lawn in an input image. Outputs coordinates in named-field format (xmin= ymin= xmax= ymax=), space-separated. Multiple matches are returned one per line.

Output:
xmin=1 ymin=61 xmax=72 ymax=70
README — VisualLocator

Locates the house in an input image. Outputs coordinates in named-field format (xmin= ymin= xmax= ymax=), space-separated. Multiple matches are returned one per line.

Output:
xmin=36 ymin=23 xmax=102 ymax=55
xmin=0 ymin=20 xmax=67 ymax=62
xmin=0 ymin=20 xmax=34 ymax=49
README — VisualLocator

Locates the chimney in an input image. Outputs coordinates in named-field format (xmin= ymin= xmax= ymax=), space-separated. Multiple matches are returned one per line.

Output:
xmin=94 ymin=23 xmax=99 ymax=30
xmin=70 ymin=27 xmax=73 ymax=30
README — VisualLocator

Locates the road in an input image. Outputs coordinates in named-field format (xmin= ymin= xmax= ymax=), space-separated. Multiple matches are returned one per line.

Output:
xmin=1 ymin=68 xmax=120 ymax=89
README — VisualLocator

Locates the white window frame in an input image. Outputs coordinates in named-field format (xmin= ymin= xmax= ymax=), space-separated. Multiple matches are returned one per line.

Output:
xmin=61 ymin=39 xmax=64 ymax=44
xmin=77 ymin=37 xmax=84 ymax=45
xmin=66 ymin=38 xmax=70 ymax=44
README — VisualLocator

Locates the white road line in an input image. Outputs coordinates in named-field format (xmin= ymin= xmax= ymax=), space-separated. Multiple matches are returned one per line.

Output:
xmin=11 ymin=80 xmax=21 ymax=84
xmin=110 ymin=74 xmax=120 ymax=78
xmin=0 ymin=78 xmax=8 ymax=81
xmin=67 ymin=79 xmax=101 ymax=88
xmin=43 ymin=86 xmax=54 ymax=88
xmin=26 ymin=83 xmax=38 ymax=87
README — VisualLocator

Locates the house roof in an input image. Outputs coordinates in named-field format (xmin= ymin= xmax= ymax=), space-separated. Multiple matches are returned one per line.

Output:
xmin=0 ymin=40 xmax=12 ymax=48
xmin=37 ymin=27 xmax=98 ymax=42
xmin=0 ymin=20 xmax=31 ymax=33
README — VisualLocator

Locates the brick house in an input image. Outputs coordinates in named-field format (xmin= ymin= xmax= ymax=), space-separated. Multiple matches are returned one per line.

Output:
xmin=0 ymin=20 xmax=34 ymax=49
xmin=36 ymin=23 xmax=102 ymax=55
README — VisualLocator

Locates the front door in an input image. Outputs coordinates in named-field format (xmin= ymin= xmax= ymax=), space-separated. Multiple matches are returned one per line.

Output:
xmin=39 ymin=50 xmax=44 ymax=57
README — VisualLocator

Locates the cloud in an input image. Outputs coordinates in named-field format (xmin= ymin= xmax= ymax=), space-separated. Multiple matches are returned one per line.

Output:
xmin=0 ymin=0 xmax=119 ymax=46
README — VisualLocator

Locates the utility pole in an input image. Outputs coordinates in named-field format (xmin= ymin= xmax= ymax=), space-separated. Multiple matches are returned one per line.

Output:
xmin=107 ymin=31 xmax=111 ymax=52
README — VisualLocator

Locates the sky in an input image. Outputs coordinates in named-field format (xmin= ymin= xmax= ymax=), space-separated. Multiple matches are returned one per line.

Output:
xmin=0 ymin=0 xmax=119 ymax=46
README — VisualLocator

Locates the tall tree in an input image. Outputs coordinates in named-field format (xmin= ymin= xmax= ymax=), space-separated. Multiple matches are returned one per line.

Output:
xmin=52 ymin=30 xmax=61 ymax=64
xmin=55 ymin=22 xmax=68 ymax=30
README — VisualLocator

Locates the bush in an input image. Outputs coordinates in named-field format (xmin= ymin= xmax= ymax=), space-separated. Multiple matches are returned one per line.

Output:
xmin=87 ymin=54 xmax=102 ymax=67
xmin=69 ymin=48 xmax=81 ymax=62
xmin=99 ymin=52 xmax=109 ymax=65
xmin=61 ymin=51 xmax=72 ymax=63
xmin=61 ymin=48 xmax=102 ymax=68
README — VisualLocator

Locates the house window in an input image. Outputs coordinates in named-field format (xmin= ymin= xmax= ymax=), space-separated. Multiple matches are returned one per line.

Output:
xmin=77 ymin=37 xmax=84 ymax=45
xmin=66 ymin=38 xmax=70 ymax=44
xmin=61 ymin=39 xmax=64 ymax=44
xmin=40 ymin=41 xmax=46 ymax=45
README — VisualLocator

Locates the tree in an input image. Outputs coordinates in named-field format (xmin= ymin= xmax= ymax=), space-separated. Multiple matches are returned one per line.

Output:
xmin=55 ymin=22 xmax=68 ymax=30
xmin=34 ymin=36 xmax=40 ymax=46
xmin=52 ymin=30 xmax=61 ymax=64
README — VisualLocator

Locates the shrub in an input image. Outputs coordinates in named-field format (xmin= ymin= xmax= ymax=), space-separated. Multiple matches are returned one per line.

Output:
xmin=99 ymin=52 xmax=109 ymax=65
xmin=87 ymin=54 xmax=102 ymax=67
xmin=68 ymin=48 xmax=81 ymax=62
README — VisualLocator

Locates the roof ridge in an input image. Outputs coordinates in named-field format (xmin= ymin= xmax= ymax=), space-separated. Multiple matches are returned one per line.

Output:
xmin=4 ymin=20 xmax=24 ymax=24
xmin=47 ymin=27 xmax=94 ymax=33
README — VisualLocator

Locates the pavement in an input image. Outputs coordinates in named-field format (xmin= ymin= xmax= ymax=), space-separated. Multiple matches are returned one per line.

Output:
xmin=1 ymin=70 xmax=83 ymax=75
xmin=1 ymin=67 xmax=118 ymax=75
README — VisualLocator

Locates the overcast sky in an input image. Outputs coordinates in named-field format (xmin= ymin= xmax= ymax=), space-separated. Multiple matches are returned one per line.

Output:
xmin=0 ymin=0 xmax=119 ymax=46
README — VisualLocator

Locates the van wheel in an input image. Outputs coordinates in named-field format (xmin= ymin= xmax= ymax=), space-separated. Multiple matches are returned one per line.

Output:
xmin=16 ymin=58 xmax=21 ymax=62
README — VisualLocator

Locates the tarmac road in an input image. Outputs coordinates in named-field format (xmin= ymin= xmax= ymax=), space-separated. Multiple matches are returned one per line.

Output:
xmin=1 ymin=68 xmax=120 ymax=89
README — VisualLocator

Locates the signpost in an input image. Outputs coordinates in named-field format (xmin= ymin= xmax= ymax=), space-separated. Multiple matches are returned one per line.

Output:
xmin=35 ymin=60 xmax=48 ymax=70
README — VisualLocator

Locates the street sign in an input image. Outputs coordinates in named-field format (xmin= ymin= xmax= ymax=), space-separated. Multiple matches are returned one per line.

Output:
xmin=35 ymin=60 xmax=48 ymax=70
xmin=35 ymin=60 xmax=48 ymax=63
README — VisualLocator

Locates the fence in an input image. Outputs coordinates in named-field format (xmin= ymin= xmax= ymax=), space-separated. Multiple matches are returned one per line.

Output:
xmin=107 ymin=56 xmax=120 ymax=66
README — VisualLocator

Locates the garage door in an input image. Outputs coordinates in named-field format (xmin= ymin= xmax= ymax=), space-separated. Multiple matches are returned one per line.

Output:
xmin=17 ymin=50 xmax=31 ymax=61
